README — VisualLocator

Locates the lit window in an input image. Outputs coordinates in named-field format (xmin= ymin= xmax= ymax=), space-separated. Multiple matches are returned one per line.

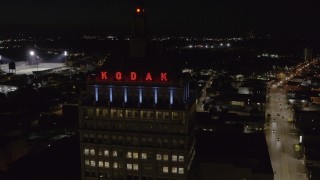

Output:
xmin=163 ymin=166 xmax=169 ymax=173
xmin=88 ymin=108 xmax=94 ymax=116
xmin=90 ymin=160 xmax=96 ymax=167
xmin=126 ymin=110 xmax=132 ymax=118
xmin=104 ymin=150 xmax=109 ymax=156
xmin=98 ymin=161 xmax=104 ymax=167
xmin=99 ymin=173 xmax=105 ymax=178
xmin=172 ymin=155 xmax=177 ymax=161
xmin=133 ymin=164 xmax=139 ymax=170
xmin=156 ymin=111 xmax=163 ymax=119
xmin=141 ymin=111 xmax=147 ymax=119
xmin=178 ymin=167 xmax=184 ymax=174
xmin=98 ymin=149 xmax=103 ymax=156
xmin=104 ymin=161 xmax=110 ymax=168
xmin=96 ymin=108 xmax=101 ymax=116
xmin=172 ymin=167 xmax=177 ymax=173
xmin=132 ymin=110 xmax=138 ymax=118
xmin=117 ymin=109 xmax=123 ymax=117
xmin=172 ymin=112 xmax=178 ymax=120
xmin=102 ymin=109 xmax=108 ymax=116
xmin=113 ymin=150 xmax=118 ymax=157
xmin=90 ymin=149 xmax=95 ymax=156
xmin=133 ymin=152 xmax=139 ymax=159
xmin=148 ymin=111 xmax=154 ymax=119
xmin=178 ymin=156 xmax=184 ymax=162
xmin=164 ymin=112 xmax=170 ymax=119
xmin=156 ymin=154 xmax=162 ymax=160
xmin=111 ymin=109 xmax=117 ymax=117
xmin=163 ymin=154 xmax=169 ymax=161
xmin=127 ymin=163 xmax=133 ymax=170
xmin=113 ymin=162 xmax=118 ymax=169
xmin=127 ymin=152 xmax=132 ymax=158
xmin=85 ymin=159 xmax=90 ymax=166
xmin=141 ymin=153 xmax=147 ymax=159
xmin=84 ymin=149 xmax=89 ymax=155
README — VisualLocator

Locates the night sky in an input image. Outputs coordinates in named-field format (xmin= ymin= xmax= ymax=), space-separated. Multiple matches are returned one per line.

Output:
xmin=0 ymin=0 xmax=319 ymax=37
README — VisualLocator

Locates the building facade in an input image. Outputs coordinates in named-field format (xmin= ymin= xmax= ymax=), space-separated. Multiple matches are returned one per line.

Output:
xmin=79 ymin=1 xmax=196 ymax=179
xmin=79 ymin=70 xmax=196 ymax=180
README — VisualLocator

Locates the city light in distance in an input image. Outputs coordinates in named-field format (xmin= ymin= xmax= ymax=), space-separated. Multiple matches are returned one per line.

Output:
xmin=30 ymin=50 xmax=35 ymax=56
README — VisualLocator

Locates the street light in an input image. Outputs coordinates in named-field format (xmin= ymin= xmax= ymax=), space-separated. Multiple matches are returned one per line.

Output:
xmin=64 ymin=51 xmax=68 ymax=63
xmin=29 ymin=50 xmax=38 ymax=70
xmin=30 ymin=50 xmax=35 ymax=56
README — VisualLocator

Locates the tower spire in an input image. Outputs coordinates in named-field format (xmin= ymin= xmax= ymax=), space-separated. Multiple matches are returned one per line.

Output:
xmin=132 ymin=0 xmax=146 ymax=38
xmin=130 ymin=0 xmax=147 ymax=58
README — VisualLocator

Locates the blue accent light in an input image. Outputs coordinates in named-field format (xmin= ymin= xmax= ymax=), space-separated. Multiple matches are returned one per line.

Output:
xmin=170 ymin=89 xmax=174 ymax=105
xmin=154 ymin=88 xmax=158 ymax=104
xmin=109 ymin=87 xmax=113 ymax=102
xmin=95 ymin=86 xmax=99 ymax=102
xmin=124 ymin=87 xmax=128 ymax=103
xmin=139 ymin=88 xmax=143 ymax=104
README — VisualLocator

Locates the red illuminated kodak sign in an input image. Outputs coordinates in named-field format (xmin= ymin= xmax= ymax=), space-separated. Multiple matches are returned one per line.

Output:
xmin=101 ymin=71 xmax=168 ymax=82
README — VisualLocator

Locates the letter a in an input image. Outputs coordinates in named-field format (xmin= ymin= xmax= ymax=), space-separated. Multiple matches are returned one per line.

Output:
xmin=146 ymin=73 xmax=152 ymax=81
xmin=161 ymin=73 xmax=167 ymax=81
xmin=101 ymin=71 xmax=108 ymax=80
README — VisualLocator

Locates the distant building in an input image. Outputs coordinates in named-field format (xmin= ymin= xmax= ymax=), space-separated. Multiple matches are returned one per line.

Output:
xmin=0 ymin=85 xmax=18 ymax=94
xmin=0 ymin=136 xmax=27 ymax=171
xmin=190 ymin=132 xmax=273 ymax=180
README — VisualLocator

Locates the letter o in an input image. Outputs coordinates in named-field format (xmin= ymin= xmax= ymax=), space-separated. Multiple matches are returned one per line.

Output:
xmin=115 ymin=72 xmax=122 ymax=80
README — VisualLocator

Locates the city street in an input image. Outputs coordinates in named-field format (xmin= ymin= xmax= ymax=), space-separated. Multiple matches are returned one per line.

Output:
xmin=265 ymin=86 xmax=308 ymax=180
